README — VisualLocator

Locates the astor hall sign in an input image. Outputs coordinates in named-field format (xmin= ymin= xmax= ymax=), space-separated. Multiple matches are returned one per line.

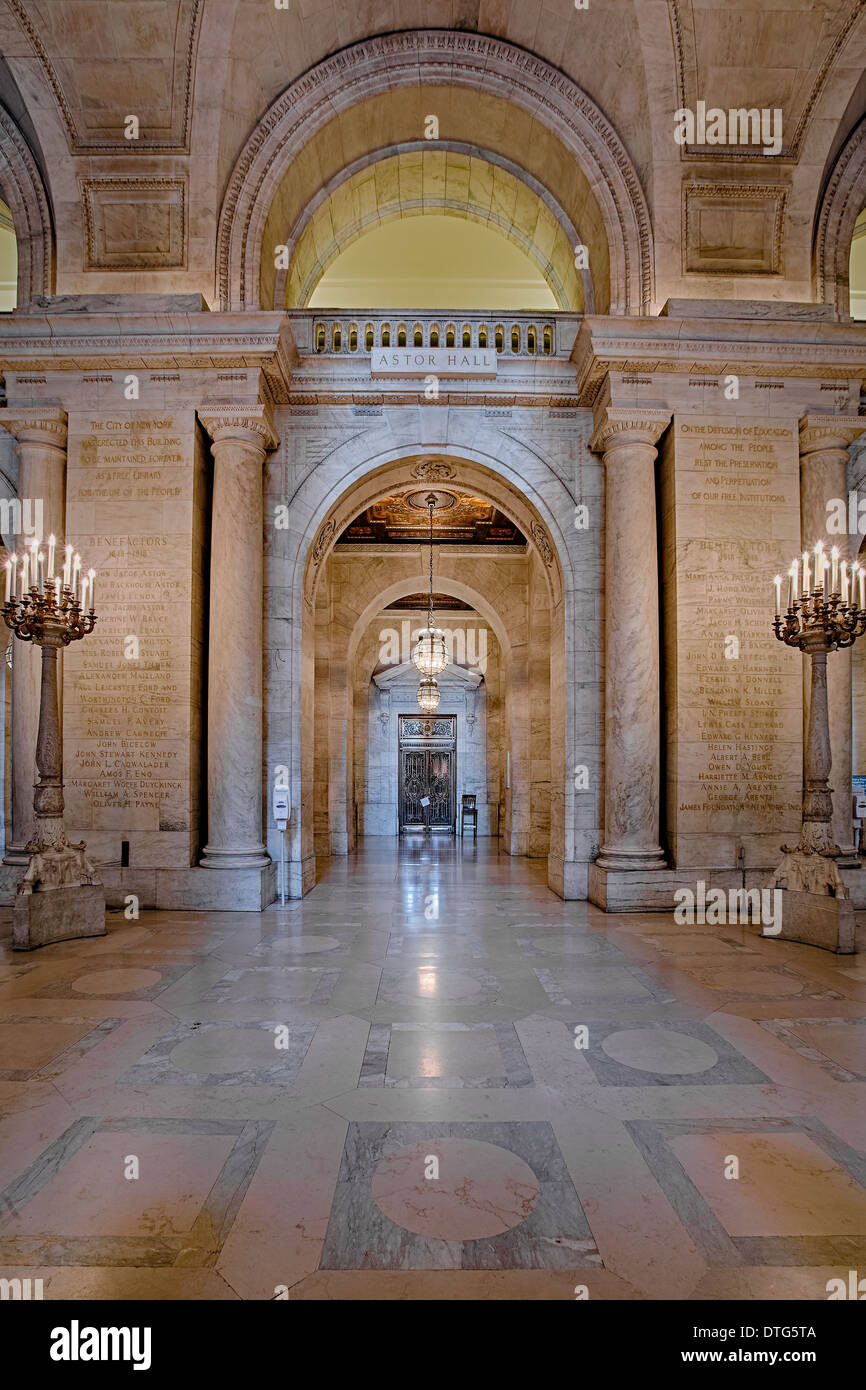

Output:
xmin=371 ymin=347 xmax=498 ymax=379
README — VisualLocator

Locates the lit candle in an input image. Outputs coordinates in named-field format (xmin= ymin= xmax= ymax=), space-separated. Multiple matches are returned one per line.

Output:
xmin=62 ymin=545 xmax=72 ymax=589
xmin=72 ymin=553 xmax=80 ymax=602
xmin=860 ymin=565 xmax=865 ymax=612
xmin=79 ymin=576 xmax=88 ymax=612
xmin=841 ymin=561 xmax=848 ymax=606
xmin=802 ymin=551 xmax=810 ymax=595
xmin=47 ymin=534 xmax=55 ymax=580
xmin=787 ymin=564 xmax=795 ymax=610
xmin=88 ymin=569 xmax=96 ymax=611
xmin=814 ymin=541 xmax=824 ymax=592
xmin=831 ymin=546 xmax=839 ymax=595
xmin=4 ymin=559 xmax=11 ymax=603
xmin=19 ymin=563 xmax=26 ymax=598
xmin=37 ymin=552 xmax=44 ymax=593
xmin=774 ymin=574 xmax=781 ymax=617
xmin=29 ymin=540 xmax=38 ymax=590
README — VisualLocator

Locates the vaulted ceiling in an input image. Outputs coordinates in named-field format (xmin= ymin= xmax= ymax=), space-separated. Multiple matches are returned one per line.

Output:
xmin=339 ymin=490 xmax=525 ymax=546
xmin=1 ymin=1 xmax=865 ymax=310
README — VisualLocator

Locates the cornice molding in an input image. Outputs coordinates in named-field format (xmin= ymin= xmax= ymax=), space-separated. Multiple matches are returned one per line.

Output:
xmin=574 ymin=315 xmax=866 ymax=406
xmin=0 ymin=313 xmax=297 ymax=401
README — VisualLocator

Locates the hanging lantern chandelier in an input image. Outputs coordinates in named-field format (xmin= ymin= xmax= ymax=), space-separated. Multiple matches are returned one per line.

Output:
xmin=412 ymin=493 xmax=448 ymax=681
xmin=417 ymin=675 xmax=441 ymax=714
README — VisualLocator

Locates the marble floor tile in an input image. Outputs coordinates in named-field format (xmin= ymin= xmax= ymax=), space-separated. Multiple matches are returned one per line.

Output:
xmin=0 ymin=839 xmax=862 ymax=1300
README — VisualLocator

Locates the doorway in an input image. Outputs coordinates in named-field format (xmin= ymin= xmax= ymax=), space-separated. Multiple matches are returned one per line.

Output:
xmin=398 ymin=715 xmax=456 ymax=833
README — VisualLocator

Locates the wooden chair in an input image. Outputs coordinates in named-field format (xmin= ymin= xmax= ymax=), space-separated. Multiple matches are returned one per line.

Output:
xmin=460 ymin=793 xmax=478 ymax=839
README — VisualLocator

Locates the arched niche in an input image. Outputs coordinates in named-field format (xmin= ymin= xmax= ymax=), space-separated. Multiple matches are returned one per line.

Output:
xmin=0 ymin=103 xmax=53 ymax=308
xmin=217 ymin=31 xmax=653 ymax=315
xmin=814 ymin=114 xmax=866 ymax=318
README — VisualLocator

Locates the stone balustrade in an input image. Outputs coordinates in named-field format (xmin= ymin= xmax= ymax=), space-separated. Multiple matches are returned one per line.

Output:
xmin=288 ymin=311 xmax=580 ymax=359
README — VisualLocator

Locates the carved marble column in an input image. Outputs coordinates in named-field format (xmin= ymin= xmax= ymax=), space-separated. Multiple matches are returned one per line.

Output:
xmin=0 ymin=410 xmax=67 ymax=866
xmin=198 ymin=406 xmax=278 ymax=870
xmin=799 ymin=415 xmax=866 ymax=865
xmin=590 ymin=408 xmax=672 ymax=870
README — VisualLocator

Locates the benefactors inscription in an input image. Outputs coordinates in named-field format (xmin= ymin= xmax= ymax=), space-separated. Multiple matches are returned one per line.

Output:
xmin=661 ymin=416 xmax=802 ymax=867
xmin=63 ymin=412 xmax=205 ymax=869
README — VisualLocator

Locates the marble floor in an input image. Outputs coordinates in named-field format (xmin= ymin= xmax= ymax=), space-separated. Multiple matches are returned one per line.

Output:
xmin=1 ymin=837 xmax=865 ymax=1301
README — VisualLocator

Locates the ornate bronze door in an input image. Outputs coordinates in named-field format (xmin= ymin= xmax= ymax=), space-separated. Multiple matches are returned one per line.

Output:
xmin=398 ymin=716 xmax=456 ymax=832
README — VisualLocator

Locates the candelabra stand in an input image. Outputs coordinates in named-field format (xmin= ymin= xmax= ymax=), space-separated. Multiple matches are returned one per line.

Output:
xmin=2 ymin=575 xmax=105 ymax=950
xmin=770 ymin=555 xmax=864 ymax=952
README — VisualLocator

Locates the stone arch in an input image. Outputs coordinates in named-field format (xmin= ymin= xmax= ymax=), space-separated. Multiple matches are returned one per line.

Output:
xmin=345 ymin=575 xmax=513 ymax=674
xmin=217 ymin=30 xmax=653 ymax=315
xmin=0 ymin=102 xmax=53 ymax=306
xmin=274 ymin=145 xmax=590 ymax=312
xmin=270 ymin=431 xmax=597 ymax=902
xmin=298 ymin=449 xmax=567 ymax=615
xmin=814 ymin=114 xmax=866 ymax=317
xmin=326 ymin=572 xmax=517 ymax=856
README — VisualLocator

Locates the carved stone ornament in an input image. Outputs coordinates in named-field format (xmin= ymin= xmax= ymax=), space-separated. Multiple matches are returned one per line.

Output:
xmin=772 ymin=849 xmax=849 ymax=899
xmin=19 ymin=832 xmax=101 ymax=894
xmin=411 ymin=460 xmax=456 ymax=482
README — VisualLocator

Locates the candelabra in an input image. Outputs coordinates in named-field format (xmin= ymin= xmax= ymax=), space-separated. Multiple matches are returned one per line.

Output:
xmin=771 ymin=541 xmax=864 ymax=931
xmin=2 ymin=540 xmax=105 ymax=949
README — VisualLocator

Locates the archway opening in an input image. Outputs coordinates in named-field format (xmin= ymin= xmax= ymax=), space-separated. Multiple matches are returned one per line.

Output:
xmin=293 ymin=457 xmax=569 ymax=896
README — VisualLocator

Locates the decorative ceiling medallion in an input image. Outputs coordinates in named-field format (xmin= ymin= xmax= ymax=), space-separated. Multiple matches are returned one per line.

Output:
xmin=405 ymin=489 xmax=457 ymax=511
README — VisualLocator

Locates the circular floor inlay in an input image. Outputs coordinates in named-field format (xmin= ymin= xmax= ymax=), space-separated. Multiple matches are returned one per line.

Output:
xmin=372 ymin=1138 xmax=539 ymax=1240
xmin=266 ymin=935 xmax=341 ymax=954
xmin=72 ymin=968 xmax=162 ymax=995
xmin=169 ymin=1027 xmax=280 ymax=1074
xmin=601 ymin=1028 xmax=718 ymax=1075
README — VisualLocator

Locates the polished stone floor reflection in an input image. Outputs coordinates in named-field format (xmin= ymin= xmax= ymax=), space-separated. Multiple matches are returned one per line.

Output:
xmin=0 ymin=837 xmax=864 ymax=1300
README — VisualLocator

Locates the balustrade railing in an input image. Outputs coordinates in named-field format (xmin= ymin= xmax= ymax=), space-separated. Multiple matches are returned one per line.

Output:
xmin=287 ymin=311 xmax=580 ymax=359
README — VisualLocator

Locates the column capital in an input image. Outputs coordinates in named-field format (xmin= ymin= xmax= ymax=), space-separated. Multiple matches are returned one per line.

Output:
xmin=799 ymin=413 xmax=865 ymax=456
xmin=0 ymin=408 xmax=67 ymax=451
xmin=589 ymin=407 xmax=672 ymax=455
xmin=197 ymin=402 xmax=279 ymax=453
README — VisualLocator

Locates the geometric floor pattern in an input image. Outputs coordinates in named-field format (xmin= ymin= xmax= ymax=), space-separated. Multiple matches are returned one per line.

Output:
xmin=0 ymin=837 xmax=864 ymax=1300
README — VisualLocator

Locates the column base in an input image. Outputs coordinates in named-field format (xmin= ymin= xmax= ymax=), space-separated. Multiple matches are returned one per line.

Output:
xmin=3 ymin=846 xmax=31 ymax=868
xmin=199 ymin=845 xmax=271 ymax=870
xmin=834 ymin=852 xmax=861 ymax=870
xmin=13 ymin=884 xmax=106 ymax=950
xmin=589 ymin=863 xmax=744 ymax=913
xmin=594 ymin=846 xmax=667 ymax=870
xmin=127 ymin=863 xmax=277 ymax=911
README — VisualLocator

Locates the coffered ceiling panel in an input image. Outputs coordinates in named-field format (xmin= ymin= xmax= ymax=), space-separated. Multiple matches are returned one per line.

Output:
xmin=6 ymin=0 xmax=202 ymax=151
